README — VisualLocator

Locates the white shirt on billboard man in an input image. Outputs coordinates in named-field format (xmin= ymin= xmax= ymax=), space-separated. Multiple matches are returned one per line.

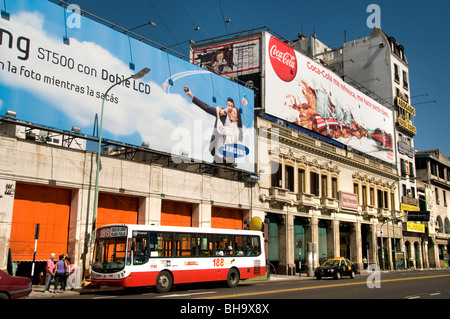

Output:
xmin=183 ymin=86 xmax=242 ymax=165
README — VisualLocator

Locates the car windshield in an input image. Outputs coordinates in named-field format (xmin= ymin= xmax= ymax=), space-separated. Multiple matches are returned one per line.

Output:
xmin=322 ymin=260 xmax=340 ymax=267
xmin=92 ymin=237 xmax=127 ymax=273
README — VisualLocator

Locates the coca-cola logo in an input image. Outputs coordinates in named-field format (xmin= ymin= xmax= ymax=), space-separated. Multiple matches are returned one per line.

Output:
xmin=268 ymin=36 xmax=297 ymax=82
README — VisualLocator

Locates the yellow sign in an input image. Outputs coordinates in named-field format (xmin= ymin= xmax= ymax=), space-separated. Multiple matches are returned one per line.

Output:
xmin=249 ymin=216 xmax=263 ymax=231
xmin=406 ymin=222 xmax=425 ymax=233
xmin=396 ymin=97 xmax=416 ymax=116
xmin=401 ymin=203 xmax=419 ymax=212
xmin=398 ymin=117 xmax=417 ymax=135
xmin=401 ymin=203 xmax=419 ymax=222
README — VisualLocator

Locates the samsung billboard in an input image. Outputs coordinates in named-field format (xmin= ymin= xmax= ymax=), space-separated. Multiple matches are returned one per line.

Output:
xmin=0 ymin=1 xmax=255 ymax=172
xmin=263 ymin=32 xmax=395 ymax=164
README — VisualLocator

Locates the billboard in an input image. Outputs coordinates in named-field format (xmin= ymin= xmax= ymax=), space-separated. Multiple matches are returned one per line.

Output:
xmin=0 ymin=0 xmax=255 ymax=172
xmin=263 ymin=32 xmax=395 ymax=164
xmin=191 ymin=35 xmax=261 ymax=76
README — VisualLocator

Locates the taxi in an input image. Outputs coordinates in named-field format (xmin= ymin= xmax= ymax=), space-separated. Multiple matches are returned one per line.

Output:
xmin=314 ymin=257 xmax=358 ymax=280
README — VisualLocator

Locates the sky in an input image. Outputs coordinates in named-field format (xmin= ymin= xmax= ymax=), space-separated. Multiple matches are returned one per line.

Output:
xmin=44 ymin=0 xmax=450 ymax=158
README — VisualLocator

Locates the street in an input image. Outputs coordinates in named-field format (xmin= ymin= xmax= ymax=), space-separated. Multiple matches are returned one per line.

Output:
xmin=52 ymin=269 xmax=450 ymax=300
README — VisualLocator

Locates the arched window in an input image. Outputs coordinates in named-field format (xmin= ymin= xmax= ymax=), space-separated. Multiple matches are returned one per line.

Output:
xmin=436 ymin=216 xmax=444 ymax=233
xmin=444 ymin=218 xmax=450 ymax=234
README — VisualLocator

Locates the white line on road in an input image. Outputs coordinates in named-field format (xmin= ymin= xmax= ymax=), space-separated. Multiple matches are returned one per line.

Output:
xmin=156 ymin=291 xmax=217 ymax=298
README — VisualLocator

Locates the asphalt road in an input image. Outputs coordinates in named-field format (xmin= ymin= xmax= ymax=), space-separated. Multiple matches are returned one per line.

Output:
xmin=56 ymin=269 xmax=450 ymax=300
xmin=27 ymin=270 xmax=448 ymax=318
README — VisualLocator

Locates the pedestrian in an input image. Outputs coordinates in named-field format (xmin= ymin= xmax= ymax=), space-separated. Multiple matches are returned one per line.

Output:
xmin=65 ymin=256 xmax=75 ymax=291
xmin=44 ymin=253 xmax=56 ymax=293
xmin=54 ymin=254 xmax=67 ymax=292
xmin=363 ymin=256 xmax=368 ymax=269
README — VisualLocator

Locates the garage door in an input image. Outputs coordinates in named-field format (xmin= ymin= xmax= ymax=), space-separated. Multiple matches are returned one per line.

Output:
xmin=161 ymin=200 xmax=192 ymax=227
xmin=97 ymin=193 xmax=139 ymax=228
xmin=10 ymin=183 xmax=71 ymax=261
xmin=211 ymin=207 xmax=243 ymax=229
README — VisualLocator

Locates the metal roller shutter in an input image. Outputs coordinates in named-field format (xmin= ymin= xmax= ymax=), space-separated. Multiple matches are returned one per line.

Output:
xmin=10 ymin=183 xmax=71 ymax=261
xmin=160 ymin=200 xmax=192 ymax=227
xmin=211 ymin=207 xmax=243 ymax=230
xmin=97 ymin=193 xmax=139 ymax=228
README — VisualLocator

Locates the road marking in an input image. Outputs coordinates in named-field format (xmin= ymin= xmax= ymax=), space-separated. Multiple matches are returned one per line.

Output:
xmin=197 ymin=274 xmax=450 ymax=299
xmin=93 ymin=295 xmax=118 ymax=299
xmin=408 ymin=296 xmax=421 ymax=299
xmin=157 ymin=291 xmax=217 ymax=298
xmin=430 ymin=292 xmax=441 ymax=296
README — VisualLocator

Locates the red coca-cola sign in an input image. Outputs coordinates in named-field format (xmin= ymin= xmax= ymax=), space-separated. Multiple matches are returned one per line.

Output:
xmin=268 ymin=36 xmax=297 ymax=82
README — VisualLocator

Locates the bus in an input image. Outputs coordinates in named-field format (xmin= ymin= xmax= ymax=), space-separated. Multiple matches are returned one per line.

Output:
xmin=91 ymin=224 xmax=266 ymax=292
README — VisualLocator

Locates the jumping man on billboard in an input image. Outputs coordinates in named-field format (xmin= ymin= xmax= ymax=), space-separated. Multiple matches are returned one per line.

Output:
xmin=183 ymin=86 xmax=243 ymax=165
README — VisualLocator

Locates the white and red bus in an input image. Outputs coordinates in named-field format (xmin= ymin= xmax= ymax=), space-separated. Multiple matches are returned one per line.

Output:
xmin=91 ymin=224 xmax=266 ymax=292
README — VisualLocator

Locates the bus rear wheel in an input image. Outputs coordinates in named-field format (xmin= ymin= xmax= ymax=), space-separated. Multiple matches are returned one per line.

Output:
xmin=226 ymin=268 xmax=240 ymax=288
xmin=156 ymin=270 xmax=173 ymax=293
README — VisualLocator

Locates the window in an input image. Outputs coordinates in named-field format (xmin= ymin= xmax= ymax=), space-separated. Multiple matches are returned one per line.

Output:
xmin=285 ymin=165 xmax=294 ymax=191
xmin=234 ymin=235 xmax=261 ymax=256
xmin=362 ymin=185 xmax=368 ymax=207
xmin=331 ymin=177 xmax=338 ymax=199
xmin=403 ymin=71 xmax=409 ymax=89
xmin=174 ymin=233 xmax=196 ymax=257
xmin=436 ymin=187 xmax=440 ymax=204
xmin=384 ymin=191 xmax=389 ymax=209
xmin=354 ymin=183 xmax=360 ymax=204
xmin=310 ymin=171 xmax=319 ymax=196
xmin=133 ymin=231 xmax=150 ymax=265
xmin=198 ymin=233 xmax=214 ymax=256
xmin=298 ymin=168 xmax=305 ymax=194
xmin=321 ymin=175 xmax=328 ymax=198
xmin=443 ymin=190 xmax=447 ymax=206
xmin=377 ymin=189 xmax=383 ymax=208
xmin=215 ymin=234 xmax=234 ymax=256
xmin=271 ymin=161 xmax=282 ymax=188
xmin=394 ymin=64 xmax=400 ymax=83
xmin=370 ymin=187 xmax=375 ymax=206
xmin=400 ymin=159 xmax=406 ymax=177
xmin=149 ymin=232 xmax=173 ymax=257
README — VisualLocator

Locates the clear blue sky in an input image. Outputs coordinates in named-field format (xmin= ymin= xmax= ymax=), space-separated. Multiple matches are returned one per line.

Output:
xmin=74 ymin=0 xmax=450 ymax=157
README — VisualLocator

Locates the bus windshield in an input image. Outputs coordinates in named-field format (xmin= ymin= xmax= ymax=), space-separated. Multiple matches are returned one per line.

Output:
xmin=92 ymin=237 xmax=127 ymax=273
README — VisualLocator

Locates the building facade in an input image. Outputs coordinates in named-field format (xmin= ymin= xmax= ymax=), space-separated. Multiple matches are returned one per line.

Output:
xmin=0 ymin=121 xmax=260 ymax=284
xmin=416 ymin=149 xmax=450 ymax=268
xmin=255 ymin=116 xmax=400 ymax=274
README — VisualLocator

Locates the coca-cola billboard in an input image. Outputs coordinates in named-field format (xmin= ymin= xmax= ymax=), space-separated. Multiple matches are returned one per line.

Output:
xmin=263 ymin=32 xmax=395 ymax=164
xmin=268 ymin=36 xmax=297 ymax=82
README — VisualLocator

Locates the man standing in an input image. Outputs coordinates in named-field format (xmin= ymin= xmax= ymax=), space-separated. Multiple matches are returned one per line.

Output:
xmin=183 ymin=86 xmax=237 ymax=164
xmin=44 ymin=253 xmax=55 ymax=293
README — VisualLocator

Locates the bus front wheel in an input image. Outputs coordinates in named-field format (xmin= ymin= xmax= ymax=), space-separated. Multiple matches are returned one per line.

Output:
xmin=226 ymin=268 xmax=240 ymax=288
xmin=156 ymin=270 xmax=173 ymax=293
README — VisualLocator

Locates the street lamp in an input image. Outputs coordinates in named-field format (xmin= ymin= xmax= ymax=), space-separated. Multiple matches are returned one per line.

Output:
xmin=90 ymin=67 xmax=150 ymax=248
xmin=194 ymin=26 xmax=215 ymax=40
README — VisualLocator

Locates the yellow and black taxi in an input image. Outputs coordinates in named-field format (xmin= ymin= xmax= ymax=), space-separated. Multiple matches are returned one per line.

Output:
xmin=314 ymin=257 xmax=358 ymax=280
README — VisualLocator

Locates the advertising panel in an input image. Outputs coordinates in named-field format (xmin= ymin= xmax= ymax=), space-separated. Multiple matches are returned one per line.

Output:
xmin=339 ymin=191 xmax=358 ymax=211
xmin=263 ymin=32 xmax=395 ymax=164
xmin=0 ymin=0 xmax=255 ymax=172
xmin=425 ymin=187 xmax=435 ymax=235
xmin=191 ymin=35 xmax=261 ymax=76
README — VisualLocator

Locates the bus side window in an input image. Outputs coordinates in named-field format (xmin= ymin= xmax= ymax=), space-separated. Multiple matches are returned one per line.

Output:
xmin=133 ymin=232 xmax=150 ymax=265
xmin=216 ymin=235 xmax=234 ymax=256
xmin=252 ymin=236 xmax=261 ymax=256
xmin=149 ymin=232 xmax=173 ymax=257
xmin=174 ymin=233 xmax=196 ymax=257
xmin=198 ymin=234 xmax=213 ymax=256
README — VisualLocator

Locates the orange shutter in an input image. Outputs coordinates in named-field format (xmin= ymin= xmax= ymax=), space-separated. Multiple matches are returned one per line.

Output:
xmin=211 ymin=207 xmax=243 ymax=229
xmin=97 ymin=193 xmax=139 ymax=228
xmin=161 ymin=200 xmax=192 ymax=227
xmin=10 ymin=183 xmax=71 ymax=261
